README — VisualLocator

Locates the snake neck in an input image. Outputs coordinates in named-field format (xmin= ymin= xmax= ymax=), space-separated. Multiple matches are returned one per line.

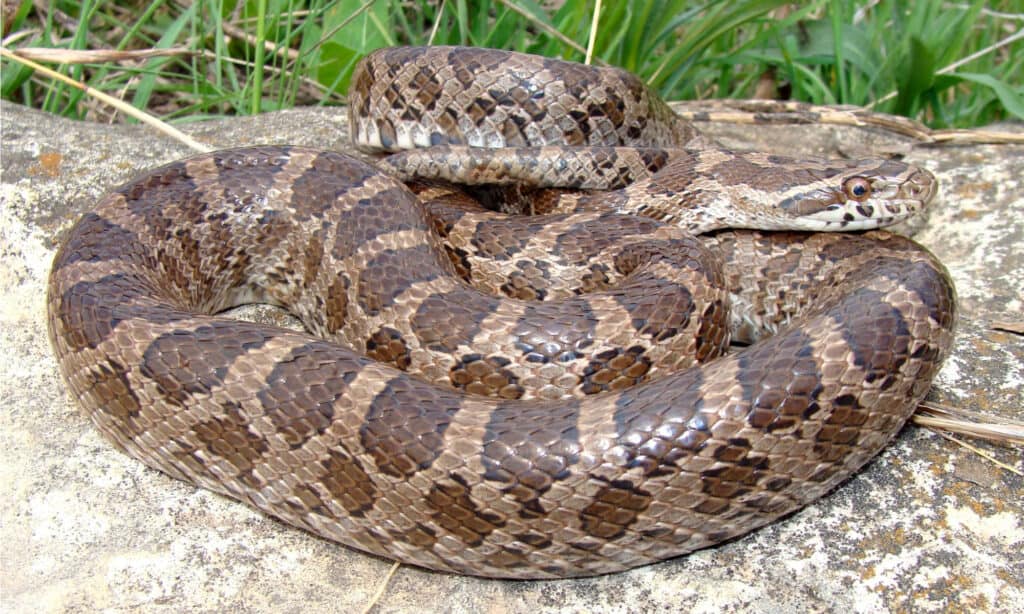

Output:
xmin=570 ymin=189 xmax=729 ymax=234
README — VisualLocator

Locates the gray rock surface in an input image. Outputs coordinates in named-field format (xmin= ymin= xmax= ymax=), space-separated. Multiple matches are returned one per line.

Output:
xmin=1 ymin=100 xmax=1021 ymax=613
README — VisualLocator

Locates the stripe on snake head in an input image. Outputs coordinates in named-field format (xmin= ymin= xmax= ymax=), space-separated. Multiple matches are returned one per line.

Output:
xmin=705 ymin=154 xmax=819 ymax=192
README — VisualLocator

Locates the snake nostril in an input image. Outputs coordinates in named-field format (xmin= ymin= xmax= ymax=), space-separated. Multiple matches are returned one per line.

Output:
xmin=904 ymin=171 xmax=936 ymax=202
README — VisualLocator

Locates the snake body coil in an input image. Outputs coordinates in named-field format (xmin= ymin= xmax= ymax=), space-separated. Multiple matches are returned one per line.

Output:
xmin=47 ymin=47 xmax=956 ymax=578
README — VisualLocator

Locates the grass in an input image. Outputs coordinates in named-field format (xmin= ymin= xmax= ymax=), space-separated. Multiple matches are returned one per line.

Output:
xmin=1 ymin=0 xmax=1022 ymax=129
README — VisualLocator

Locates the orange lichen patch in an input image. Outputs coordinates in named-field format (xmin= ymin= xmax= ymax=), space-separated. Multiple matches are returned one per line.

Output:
xmin=29 ymin=151 xmax=63 ymax=178
xmin=952 ymin=181 xmax=993 ymax=199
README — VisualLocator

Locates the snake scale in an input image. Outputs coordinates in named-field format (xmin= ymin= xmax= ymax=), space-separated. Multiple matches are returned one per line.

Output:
xmin=47 ymin=46 xmax=957 ymax=579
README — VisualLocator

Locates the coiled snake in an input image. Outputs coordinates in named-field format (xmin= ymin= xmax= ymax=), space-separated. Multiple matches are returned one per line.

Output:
xmin=47 ymin=46 xmax=956 ymax=579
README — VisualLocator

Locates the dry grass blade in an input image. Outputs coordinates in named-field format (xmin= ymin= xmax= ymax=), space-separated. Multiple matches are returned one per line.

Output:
xmin=221 ymin=21 xmax=300 ymax=61
xmin=427 ymin=0 xmax=448 ymax=45
xmin=302 ymin=0 xmax=377 ymax=58
xmin=867 ymin=26 xmax=1024 ymax=109
xmin=931 ymin=430 xmax=1023 ymax=477
xmin=670 ymin=99 xmax=934 ymax=141
xmin=493 ymin=0 xmax=606 ymax=65
xmin=193 ymin=49 xmax=342 ymax=102
xmin=671 ymin=99 xmax=1024 ymax=145
xmin=584 ymin=0 xmax=602 ymax=65
xmin=11 ymin=47 xmax=195 ymax=63
xmin=914 ymin=401 xmax=1024 ymax=446
xmin=0 ymin=47 xmax=212 ymax=153
xmin=929 ymin=129 xmax=1024 ymax=145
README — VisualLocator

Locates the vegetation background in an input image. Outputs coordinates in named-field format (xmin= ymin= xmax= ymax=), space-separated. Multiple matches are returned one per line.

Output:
xmin=1 ymin=0 xmax=1022 ymax=130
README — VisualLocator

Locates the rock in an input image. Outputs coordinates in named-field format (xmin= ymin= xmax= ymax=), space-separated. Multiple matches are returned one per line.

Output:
xmin=1 ymin=100 xmax=1020 ymax=612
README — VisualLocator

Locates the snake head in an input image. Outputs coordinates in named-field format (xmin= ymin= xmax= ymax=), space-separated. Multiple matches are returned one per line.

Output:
xmin=775 ymin=157 xmax=938 ymax=231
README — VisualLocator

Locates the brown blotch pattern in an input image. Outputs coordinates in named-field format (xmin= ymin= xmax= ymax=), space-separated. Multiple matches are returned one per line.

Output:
xmin=578 ymin=479 xmax=653 ymax=540
xmin=581 ymin=346 xmax=653 ymax=394
xmin=365 ymin=326 xmax=412 ymax=370
xmin=177 ymin=403 xmax=268 ymax=488
xmin=306 ymin=448 xmax=380 ymax=517
xmin=482 ymin=400 xmax=581 ymax=519
xmin=449 ymin=354 xmax=524 ymax=399
xmin=426 ymin=473 xmax=507 ymax=547
xmin=357 ymin=245 xmax=439 ymax=315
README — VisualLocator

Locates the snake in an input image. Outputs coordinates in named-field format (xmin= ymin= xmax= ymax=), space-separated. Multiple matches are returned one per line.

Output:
xmin=47 ymin=46 xmax=957 ymax=579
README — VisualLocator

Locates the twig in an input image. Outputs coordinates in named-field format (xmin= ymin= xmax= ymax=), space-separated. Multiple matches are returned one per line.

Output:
xmin=940 ymin=4 xmax=1024 ymax=21
xmin=0 ymin=46 xmax=212 ymax=153
xmin=928 ymin=128 xmax=1024 ymax=145
xmin=194 ymin=48 xmax=342 ymax=103
xmin=361 ymin=561 xmax=401 ymax=614
xmin=2 ymin=29 xmax=40 ymax=47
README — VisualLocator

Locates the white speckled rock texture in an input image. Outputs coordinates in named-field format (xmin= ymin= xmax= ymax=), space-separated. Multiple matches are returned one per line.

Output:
xmin=1 ymin=100 xmax=1021 ymax=613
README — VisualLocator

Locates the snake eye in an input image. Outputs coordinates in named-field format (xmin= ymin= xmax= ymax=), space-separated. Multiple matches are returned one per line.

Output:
xmin=843 ymin=177 xmax=872 ymax=201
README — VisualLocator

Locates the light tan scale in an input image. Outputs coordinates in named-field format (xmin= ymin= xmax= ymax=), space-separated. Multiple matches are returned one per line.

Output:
xmin=48 ymin=46 xmax=956 ymax=579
